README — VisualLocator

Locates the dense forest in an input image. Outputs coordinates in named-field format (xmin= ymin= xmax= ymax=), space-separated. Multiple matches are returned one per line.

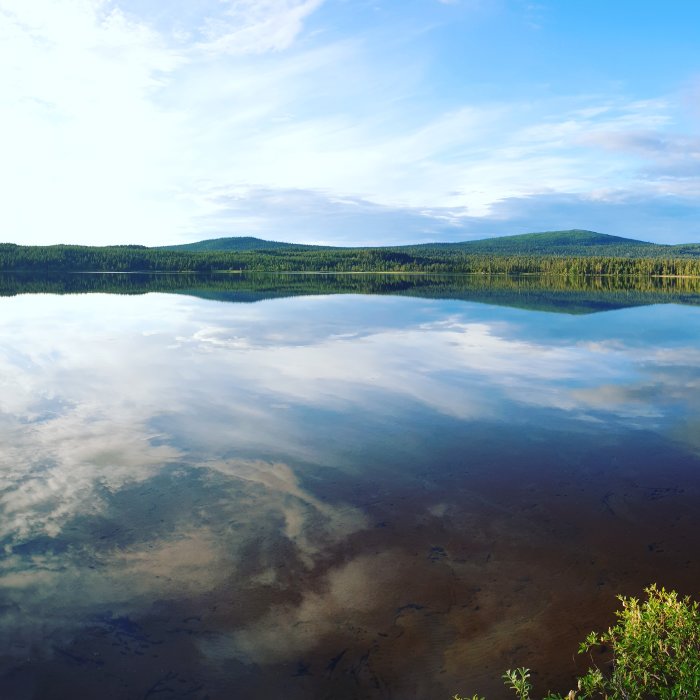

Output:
xmin=3 ymin=244 xmax=700 ymax=276
xmin=3 ymin=230 xmax=700 ymax=275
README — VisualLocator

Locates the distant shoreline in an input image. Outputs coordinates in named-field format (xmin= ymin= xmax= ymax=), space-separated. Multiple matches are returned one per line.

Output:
xmin=4 ymin=268 xmax=700 ymax=280
xmin=9 ymin=269 xmax=700 ymax=279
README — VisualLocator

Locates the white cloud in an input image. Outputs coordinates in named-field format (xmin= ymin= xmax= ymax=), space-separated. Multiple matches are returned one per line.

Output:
xmin=198 ymin=0 xmax=325 ymax=55
xmin=0 ymin=0 xmax=190 ymax=244
xmin=179 ymin=93 xmax=700 ymax=241
xmin=186 ymin=185 xmax=700 ymax=246
xmin=0 ymin=1 xmax=698 ymax=244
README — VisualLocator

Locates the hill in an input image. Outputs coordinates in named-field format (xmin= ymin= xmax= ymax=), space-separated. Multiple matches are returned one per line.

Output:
xmin=159 ymin=230 xmax=675 ymax=258
xmin=410 ymin=229 xmax=662 ymax=257
xmin=158 ymin=236 xmax=317 ymax=252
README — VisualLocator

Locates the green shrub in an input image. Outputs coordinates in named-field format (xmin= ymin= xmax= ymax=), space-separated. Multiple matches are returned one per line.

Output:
xmin=454 ymin=585 xmax=700 ymax=700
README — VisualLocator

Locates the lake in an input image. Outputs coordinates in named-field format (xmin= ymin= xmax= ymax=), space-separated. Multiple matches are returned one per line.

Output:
xmin=1 ymin=274 xmax=699 ymax=699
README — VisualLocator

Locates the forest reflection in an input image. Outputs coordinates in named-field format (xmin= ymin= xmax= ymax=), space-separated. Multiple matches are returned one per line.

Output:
xmin=3 ymin=271 xmax=700 ymax=314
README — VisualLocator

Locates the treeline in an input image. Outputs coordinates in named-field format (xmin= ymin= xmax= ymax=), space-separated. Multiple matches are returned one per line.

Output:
xmin=3 ymin=242 xmax=700 ymax=276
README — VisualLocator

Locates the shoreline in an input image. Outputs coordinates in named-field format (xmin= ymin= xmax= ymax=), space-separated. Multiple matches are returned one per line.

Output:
xmin=3 ymin=269 xmax=700 ymax=279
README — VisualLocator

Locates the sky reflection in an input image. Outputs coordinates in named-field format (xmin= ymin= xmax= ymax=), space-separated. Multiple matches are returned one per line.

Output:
xmin=1 ymin=292 xmax=700 ymax=698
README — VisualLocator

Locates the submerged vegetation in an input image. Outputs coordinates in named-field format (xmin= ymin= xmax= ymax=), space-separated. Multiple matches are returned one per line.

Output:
xmin=454 ymin=586 xmax=700 ymax=700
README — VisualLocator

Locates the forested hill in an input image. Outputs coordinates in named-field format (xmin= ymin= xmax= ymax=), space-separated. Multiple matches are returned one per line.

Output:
xmin=159 ymin=230 xmax=700 ymax=258
xmin=158 ymin=236 xmax=320 ymax=252
xmin=3 ymin=230 xmax=700 ymax=274
xmin=405 ymin=229 xmax=661 ymax=257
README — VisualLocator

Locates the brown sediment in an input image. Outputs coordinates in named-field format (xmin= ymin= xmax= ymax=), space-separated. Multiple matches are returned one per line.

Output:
xmin=12 ymin=454 xmax=699 ymax=700
xmin=4 ymin=414 xmax=699 ymax=700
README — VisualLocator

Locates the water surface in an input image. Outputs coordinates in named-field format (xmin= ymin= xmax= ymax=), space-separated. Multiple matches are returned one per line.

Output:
xmin=1 ymin=275 xmax=700 ymax=699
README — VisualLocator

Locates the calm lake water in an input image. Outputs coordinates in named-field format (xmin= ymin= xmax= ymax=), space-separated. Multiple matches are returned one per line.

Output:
xmin=1 ymin=274 xmax=700 ymax=699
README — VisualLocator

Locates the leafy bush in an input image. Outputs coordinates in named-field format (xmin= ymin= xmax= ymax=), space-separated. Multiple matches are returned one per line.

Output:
xmin=453 ymin=585 xmax=700 ymax=700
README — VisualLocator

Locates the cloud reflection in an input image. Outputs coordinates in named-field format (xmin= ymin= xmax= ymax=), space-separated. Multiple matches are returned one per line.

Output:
xmin=1 ymin=291 xmax=700 ymax=685
xmin=2 ymin=294 xmax=700 ymax=548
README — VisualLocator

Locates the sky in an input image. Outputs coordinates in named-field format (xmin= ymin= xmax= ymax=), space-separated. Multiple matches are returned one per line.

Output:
xmin=1 ymin=0 xmax=699 ymax=247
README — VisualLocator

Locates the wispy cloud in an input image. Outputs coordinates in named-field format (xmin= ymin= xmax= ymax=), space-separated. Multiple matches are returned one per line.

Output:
xmin=197 ymin=0 xmax=325 ymax=55
xmin=0 ymin=0 xmax=698 ymax=244
xmin=191 ymin=185 xmax=700 ymax=245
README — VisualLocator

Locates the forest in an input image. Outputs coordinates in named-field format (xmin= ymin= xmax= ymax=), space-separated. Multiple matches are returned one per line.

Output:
xmin=3 ymin=242 xmax=700 ymax=276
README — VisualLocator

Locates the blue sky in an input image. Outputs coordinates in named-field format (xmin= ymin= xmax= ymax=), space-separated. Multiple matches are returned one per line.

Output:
xmin=1 ymin=0 xmax=699 ymax=246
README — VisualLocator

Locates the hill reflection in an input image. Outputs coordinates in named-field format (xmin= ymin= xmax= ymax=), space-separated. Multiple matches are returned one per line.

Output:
xmin=3 ymin=271 xmax=700 ymax=314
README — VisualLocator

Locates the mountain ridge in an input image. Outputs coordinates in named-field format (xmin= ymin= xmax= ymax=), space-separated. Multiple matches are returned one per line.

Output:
xmin=158 ymin=230 xmax=688 ymax=257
